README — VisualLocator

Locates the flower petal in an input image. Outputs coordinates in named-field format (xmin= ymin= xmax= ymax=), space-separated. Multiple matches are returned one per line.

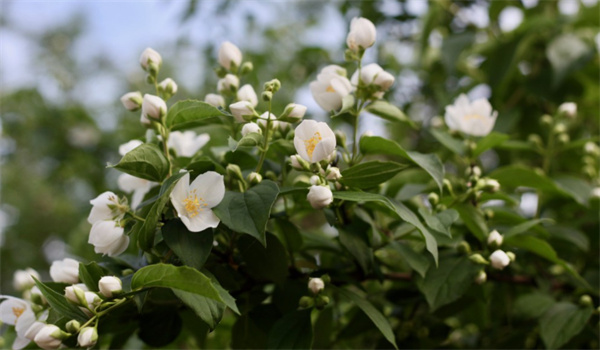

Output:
xmin=170 ymin=172 xmax=190 ymax=217
xmin=180 ymin=209 xmax=220 ymax=232
xmin=189 ymin=171 xmax=225 ymax=208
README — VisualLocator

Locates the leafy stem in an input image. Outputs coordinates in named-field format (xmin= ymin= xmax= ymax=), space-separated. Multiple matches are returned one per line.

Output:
xmin=255 ymin=100 xmax=273 ymax=174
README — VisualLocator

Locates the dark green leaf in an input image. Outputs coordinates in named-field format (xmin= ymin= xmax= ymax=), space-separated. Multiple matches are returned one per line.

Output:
xmin=213 ymin=180 xmax=279 ymax=246
xmin=503 ymin=218 xmax=552 ymax=239
xmin=387 ymin=241 xmax=430 ymax=278
xmin=473 ymin=132 xmax=510 ymax=157
xmin=78 ymin=262 xmax=109 ymax=292
xmin=230 ymin=133 xmax=264 ymax=151
xmin=539 ymin=302 xmax=594 ymax=349
xmin=165 ymin=100 xmax=227 ymax=131
xmin=513 ymin=293 xmax=556 ymax=319
xmin=162 ymin=220 xmax=213 ymax=270
xmin=33 ymin=278 xmax=88 ymax=322
xmin=138 ymin=307 xmax=182 ymax=347
xmin=340 ymin=161 xmax=407 ymax=189
xmin=365 ymin=100 xmax=414 ymax=126
xmin=111 ymin=143 xmax=169 ymax=182
xmin=334 ymin=287 xmax=398 ymax=349
xmin=419 ymin=208 xmax=451 ymax=237
xmin=455 ymin=203 xmax=488 ymax=242
xmin=339 ymin=228 xmax=373 ymax=274
xmin=186 ymin=156 xmax=225 ymax=175
xmin=267 ymin=309 xmax=313 ymax=349
xmin=172 ymin=289 xmax=223 ymax=330
xmin=429 ymin=129 xmax=466 ymax=155
xmin=237 ymin=233 xmax=289 ymax=285
xmin=553 ymin=176 xmax=592 ymax=206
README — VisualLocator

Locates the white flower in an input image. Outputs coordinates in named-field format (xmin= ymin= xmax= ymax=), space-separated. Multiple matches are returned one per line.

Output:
xmin=87 ymin=191 xmax=124 ymax=224
xmin=558 ymin=102 xmax=577 ymax=118
xmin=170 ymin=172 xmax=225 ymax=232
xmin=310 ymin=65 xmax=354 ymax=112
xmin=88 ymin=220 xmax=129 ymax=257
xmin=310 ymin=175 xmax=321 ymax=185
xmin=33 ymin=324 xmax=62 ymax=350
xmin=487 ymin=230 xmax=503 ymax=246
xmin=350 ymin=63 xmax=395 ymax=98
xmin=290 ymin=155 xmax=305 ymax=170
xmin=83 ymin=292 xmax=101 ymax=310
xmin=204 ymin=94 xmax=225 ymax=108
xmin=218 ymin=41 xmax=243 ymax=70
xmin=141 ymin=94 xmax=167 ymax=121
xmin=0 ymin=296 xmax=36 ymax=350
xmin=13 ymin=268 xmax=40 ymax=291
xmin=77 ymin=327 xmax=98 ymax=348
xmin=159 ymin=78 xmax=178 ymax=95
xmin=444 ymin=94 xmax=498 ymax=137
xmin=139 ymin=48 xmax=162 ymax=71
xmin=168 ymin=131 xmax=210 ymax=157
xmin=229 ymin=101 xmax=257 ymax=122
xmin=120 ymin=91 xmax=143 ymax=111
xmin=217 ymin=74 xmax=240 ymax=93
xmin=49 ymin=258 xmax=80 ymax=284
xmin=592 ymin=187 xmax=600 ymax=198
xmin=247 ymin=172 xmax=262 ymax=184
xmin=237 ymin=84 xmax=258 ymax=107
xmin=307 ymin=185 xmax=333 ymax=209
xmin=241 ymin=122 xmax=262 ymax=137
xmin=282 ymin=103 xmax=307 ymax=122
xmin=346 ymin=17 xmax=377 ymax=52
xmin=257 ymin=112 xmax=278 ymax=130
xmin=118 ymin=140 xmax=143 ymax=156
xmin=308 ymin=277 xmax=325 ymax=294
xmin=293 ymin=120 xmax=336 ymax=163
xmin=24 ymin=321 xmax=46 ymax=342
xmin=98 ymin=276 xmax=122 ymax=298
xmin=326 ymin=167 xmax=342 ymax=181
xmin=489 ymin=250 xmax=511 ymax=270
xmin=64 ymin=284 xmax=87 ymax=305
xmin=118 ymin=174 xmax=155 ymax=209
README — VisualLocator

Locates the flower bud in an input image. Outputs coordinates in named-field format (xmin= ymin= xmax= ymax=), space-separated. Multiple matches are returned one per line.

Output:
xmin=264 ymin=79 xmax=281 ymax=93
xmin=315 ymin=295 xmax=330 ymax=310
xmin=257 ymin=112 xmax=278 ymax=130
xmin=204 ymin=94 xmax=225 ymax=108
xmin=65 ymin=284 xmax=88 ymax=305
xmin=139 ymin=48 xmax=162 ymax=73
xmin=88 ymin=220 xmax=129 ymax=257
xmin=290 ymin=155 xmax=310 ymax=171
xmin=584 ymin=142 xmax=600 ymax=156
xmin=299 ymin=296 xmax=314 ymax=308
xmin=558 ymin=102 xmax=577 ymax=119
xmin=309 ymin=175 xmax=321 ymax=186
xmin=308 ymin=277 xmax=325 ymax=294
xmin=506 ymin=251 xmax=516 ymax=262
xmin=34 ymin=325 xmax=63 ymax=350
xmin=427 ymin=192 xmax=439 ymax=206
xmin=98 ymin=276 xmax=122 ymax=298
xmin=13 ymin=268 xmax=40 ymax=291
xmin=457 ymin=241 xmax=471 ymax=255
xmin=229 ymin=101 xmax=258 ymax=123
xmin=217 ymin=74 xmax=240 ymax=94
xmin=557 ymin=133 xmax=570 ymax=144
xmin=335 ymin=130 xmax=347 ymax=147
xmin=553 ymin=122 xmax=567 ymax=134
xmin=65 ymin=320 xmax=81 ymax=333
xmin=346 ymin=17 xmax=376 ymax=52
xmin=326 ymin=167 xmax=342 ymax=181
xmin=527 ymin=134 xmax=543 ymax=148
xmin=478 ymin=178 xmax=500 ymax=193
xmin=469 ymin=253 xmax=489 ymax=265
xmin=579 ymin=295 xmax=593 ymax=307
xmin=30 ymin=286 xmax=46 ymax=305
xmin=158 ymin=78 xmax=178 ymax=96
xmin=241 ymin=122 xmax=262 ymax=137
xmin=247 ymin=172 xmax=262 ymax=185
xmin=540 ymin=114 xmax=553 ymax=126
xmin=141 ymin=94 xmax=167 ymax=121
xmin=237 ymin=84 xmax=258 ymax=107
xmin=226 ymin=164 xmax=244 ymax=181
xmin=487 ymin=230 xmax=503 ymax=247
xmin=474 ymin=270 xmax=487 ymax=284
xmin=489 ymin=250 xmax=511 ymax=270
xmin=120 ymin=91 xmax=143 ymax=111
xmin=50 ymin=258 xmax=80 ymax=284
xmin=262 ymin=91 xmax=273 ymax=102
xmin=77 ymin=327 xmax=98 ymax=348
xmin=307 ymin=185 xmax=333 ymax=209
xmin=240 ymin=62 xmax=253 ymax=75
xmin=218 ymin=41 xmax=242 ymax=70
xmin=430 ymin=116 xmax=443 ymax=128
xmin=280 ymin=103 xmax=307 ymax=123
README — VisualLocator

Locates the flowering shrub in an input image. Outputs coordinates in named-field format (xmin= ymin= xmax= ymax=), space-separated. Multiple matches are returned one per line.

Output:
xmin=1 ymin=15 xmax=599 ymax=350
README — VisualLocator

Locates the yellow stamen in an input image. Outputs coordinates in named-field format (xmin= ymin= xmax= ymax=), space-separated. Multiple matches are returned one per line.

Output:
xmin=183 ymin=190 xmax=206 ymax=218
xmin=326 ymin=85 xmax=336 ymax=93
xmin=304 ymin=132 xmax=323 ymax=160
xmin=12 ymin=307 xmax=24 ymax=319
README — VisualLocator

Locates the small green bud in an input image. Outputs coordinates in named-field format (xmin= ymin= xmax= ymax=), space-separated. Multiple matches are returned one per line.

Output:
xmin=299 ymin=296 xmax=314 ymax=308
xmin=527 ymin=134 xmax=543 ymax=148
xmin=335 ymin=130 xmax=347 ymax=148
xmin=579 ymin=295 xmax=593 ymax=307
xmin=247 ymin=172 xmax=262 ymax=185
xmin=474 ymin=270 xmax=487 ymax=284
xmin=457 ymin=241 xmax=471 ymax=255
xmin=344 ymin=49 xmax=359 ymax=62
xmin=146 ymin=74 xmax=156 ymax=85
xmin=320 ymin=274 xmax=331 ymax=283
xmin=506 ymin=251 xmax=516 ymax=262
xmin=557 ymin=133 xmax=570 ymax=144
xmin=214 ymin=66 xmax=227 ymax=78
xmin=444 ymin=317 xmax=461 ymax=329
xmin=484 ymin=208 xmax=494 ymax=220
xmin=122 ymin=268 xmax=134 ymax=276
xmin=265 ymin=170 xmax=278 ymax=181
xmin=443 ymin=179 xmax=453 ymax=193
xmin=270 ymin=79 xmax=281 ymax=92
xmin=226 ymin=164 xmax=244 ymax=181
xmin=540 ymin=114 xmax=553 ymax=127
xmin=262 ymin=91 xmax=273 ymax=102
xmin=549 ymin=264 xmax=565 ymax=275
xmin=469 ymin=253 xmax=489 ymax=265
xmin=428 ymin=192 xmax=439 ymax=206
xmin=66 ymin=320 xmax=81 ymax=333
xmin=240 ymin=62 xmax=253 ymax=75
xmin=553 ymin=122 xmax=567 ymax=134
xmin=315 ymin=295 xmax=330 ymax=310
xmin=436 ymin=204 xmax=447 ymax=211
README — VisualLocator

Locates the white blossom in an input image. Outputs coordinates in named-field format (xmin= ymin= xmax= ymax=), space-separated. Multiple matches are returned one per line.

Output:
xmin=33 ymin=324 xmax=62 ymax=350
xmin=558 ymin=102 xmax=577 ymax=119
xmin=282 ymin=103 xmax=307 ymax=122
xmin=120 ymin=92 xmax=143 ymax=111
xmin=308 ymin=278 xmax=325 ymax=294
xmin=326 ymin=167 xmax=342 ymax=181
xmin=77 ymin=327 xmax=98 ymax=348
xmin=310 ymin=65 xmax=353 ymax=112
xmin=350 ymin=63 xmax=395 ymax=98
xmin=204 ymin=94 xmax=225 ymax=108
xmin=487 ymin=230 xmax=503 ymax=246
xmin=241 ymin=122 xmax=262 ymax=137
xmin=257 ymin=112 xmax=278 ymax=130
xmin=218 ymin=41 xmax=243 ymax=70
xmin=346 ymin=17 xmax=377 ymax=52
xmin=168 ymin=131 xmax=210 ymax=157
xmin=49 ymin=258 xmax=80 ymax=284
xmin=0 ymin=296 xmax=36 ymax=350
xmin=88 ymin=220 xmax=129 ymax=257
xmin=444 ymin=94 xmax=498 ymax=137
xmin=87 ymin=191 xmax=124 ymax=224
xmin=98 ymin=276 xmax=123 ymax=298
xmin=13 ymin=268 xmax=40 ymax=291
xmin=237 ymin=84 xmax=258 ymax=107
xmin=293 ymin=120 xmax=336 ymax=163
xmin=170 ymin=172 xmax=225 ymax=232
xmin=229 ymin=101 xmax=257 ymax=123
xmin=141 ymin=94 xmax=167 ymax=121
xmin=159 ymin=78 xmax=178 ymax=95
xmin=489 ymin=250 xmax=511 ymax=270
xmin=307 ymin=185 xmax=333 ymax=209
xmin=118 ymin=173 xmax=155 ymax=209
xmin=118 ymin=140 xmax=143 ymax=156
xmin=139 ymin=48 xmax=162 ymax=71
xmin=217 ymin=74 xmax=240 ymax=93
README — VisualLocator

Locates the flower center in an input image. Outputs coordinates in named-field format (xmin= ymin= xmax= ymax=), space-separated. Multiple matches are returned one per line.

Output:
xmin=12 ymin=307 xmax=24 ymax=319
xmin=304 ymin=132 xmax=323 ymax=160
xmin=183 ymin=190 xmax=208 ymax=218
xmin=462 ymin=114 xmax=485 ymax=121
xmin=326 ymin=85 xmax=336 ymax=93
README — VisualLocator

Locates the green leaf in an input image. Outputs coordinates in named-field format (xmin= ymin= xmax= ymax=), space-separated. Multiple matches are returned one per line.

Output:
xmin=387 ymin=241 xmax=430 ymax=278
xmin=267 ymin=309 xmax=313 ymax=349
xmin=360 ymin=136 xmax=445 ymax=192
xmin=332 ymin=94 xmax=355 ymax=117
xmin=429 ymin=129 xmax=466 ymax=155
xmin=539 ymin=302 xmax=594 ymax=349
xmin=33 ymin=278 xmax=88 ymax=322
xmin=162 ymin=219 xmax=213 ymax=270
xmin=503 ymin=218 xmax=552 ymax=239
xmin=213 ymin=180 xmax=279 ymax=246
xmin=237 ymin=233 xmax=289 ymax=285
xmin=165 ymin=100 xmax=227 ymax=131
xmin=513 ymin=292 xmax=556 ymax=319
xmin=416 ymin=256 xmax=479 ymax=311
xmin=365 ymin=100 xmax=414 ymax=126
xmin=186 ymin=156 xmax=225 ymax=175
xmin=229 ymin=133 xmax=264 ymax=151
xmin=418 ymin=208 xmax=451 ymax=237
xmin=455 ymin=203 xmax=488 ymax=242
xmin=340 ymin=161 xmax=407 ymax=189
xmin=136 ymin=171 xmax=189 ymax=251
xmin=111 ymin=143 xmax=169 ymax=182
xmin=334 ymin=287 xmax=398 ymax=349
xmin=473 ymin=132 xmax=510 ymax=157
xmin=172 ymin=289 xmax=223 ymax=330
xmin=334 ymin=191 xmax=438 ymax=265
xmin=131 ymin=264 xmax=223 ymax=303
xmin=553 ymin=175 xmax=592 ymax=206
xmin=339 ymin=228 xmax=373 ymax=274
xmin=78 ymin=262 xmax=109 ymax=292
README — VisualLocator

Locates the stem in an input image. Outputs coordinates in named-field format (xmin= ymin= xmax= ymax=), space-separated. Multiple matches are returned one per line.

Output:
xmin=351 ymin=59 xmax=363 ymax=166
xmin=255 ymin=100 xmax=273 ymax=173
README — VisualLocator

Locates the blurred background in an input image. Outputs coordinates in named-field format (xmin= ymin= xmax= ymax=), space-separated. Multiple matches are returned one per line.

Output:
xmin=1 ymin=0 xmax=598 ymax=292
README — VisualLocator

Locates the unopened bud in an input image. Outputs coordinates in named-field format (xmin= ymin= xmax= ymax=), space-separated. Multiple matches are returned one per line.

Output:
xmin=428 ymin=192 xmax=439 ymax=206
xmin=226 ymin=164 xmax=244 ymax=181
xmin=458 ymin=241 xmax=471 ymax=255
xmin=487 ymin=230 xmax=503 ymax=247
xmin=474 ymin=270 xmax=487 ymax=284
xmin=290 ymin=155 xmax=311 ymax=171
xmin=557 ymin=133 xmax=570 ymax=144
xmin=579 ymin=294 xmax=593 ymax=307
xmin=326 ymin=167 xmax=342 ymax=181
xmin=240 ymin=62 xmax=254 ymax=75
xmin=489 ymin=250 xmax=511 ymax=270
xmin=558 ymin=102 xmax=577 ymax=119
xmin=315 ymin=295 xmax=330 ymax=310
xmin=469 ymin=253 xmax=489 ymax=265
xmin=247 ymin=172 xmax=262 ymax=185
xmin=506 ymin=251 xmax=516 ymax=262
xmin=540 ymin=114 xmax=553 ymax=127
xmin=553 ymin=123 xmax=567 ymax=134
xmin=335 ymin=130 xmax=347 ymax=147
xmin=527 ymin=134 xmax=543 ymax=148
xmin=308 ymin=277 xmax=325 ymax=294
xmin=261 ymin=91 xmax=273 ymax=102
xmin=66 ymin=320 xmax=81 ymax=333
xmin=299 ymin=296 xmax=314 ymax=308
xmin=77 ymin=327 xmax=98 ymax=348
